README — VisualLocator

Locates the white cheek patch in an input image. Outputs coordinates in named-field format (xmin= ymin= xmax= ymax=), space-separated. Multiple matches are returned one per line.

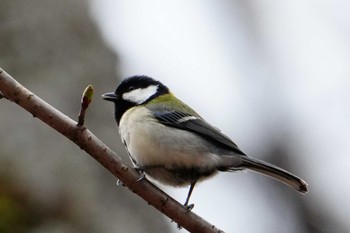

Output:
xmin=122 ymin=85 xmax=158 ymax=104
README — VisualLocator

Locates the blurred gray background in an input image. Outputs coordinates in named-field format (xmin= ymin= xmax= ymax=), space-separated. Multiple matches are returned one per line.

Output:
xmin=1 ymin=1 xmax=349 ymax=233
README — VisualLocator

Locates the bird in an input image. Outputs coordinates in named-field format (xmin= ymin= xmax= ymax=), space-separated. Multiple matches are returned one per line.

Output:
xmin=102 ymin=75 xmax=308 ymax=208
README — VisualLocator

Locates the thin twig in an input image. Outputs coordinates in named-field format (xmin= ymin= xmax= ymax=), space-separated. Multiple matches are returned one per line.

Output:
xmin=0 ymin=67 xmax=224 ymax=233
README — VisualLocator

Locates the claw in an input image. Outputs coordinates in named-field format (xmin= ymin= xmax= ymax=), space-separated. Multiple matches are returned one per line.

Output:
xmin=185 ymin=203 xmax=194 ymax=211
xmin=134 ymin=167 xmax=146 ymax=182
xmin=136 ymin=172 xmax=146 ymax=182
xmin=116 ymin=179 xmax=124 ymax=186
xmin=177 ymin=223 xmax=183 ymax=230
xmin=176 ymin=204 xmax=194 ymax=228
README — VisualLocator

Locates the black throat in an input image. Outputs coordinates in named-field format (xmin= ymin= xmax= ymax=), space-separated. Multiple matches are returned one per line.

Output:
xmin=114 ymin=99 xmax=135 ymax=125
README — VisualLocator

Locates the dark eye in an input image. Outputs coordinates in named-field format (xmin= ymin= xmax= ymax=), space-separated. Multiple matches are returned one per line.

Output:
xmin=127 ymin=86 xmax=135 ymax=91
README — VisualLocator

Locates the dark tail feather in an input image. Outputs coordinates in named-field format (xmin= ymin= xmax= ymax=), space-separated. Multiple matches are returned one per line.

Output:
xmin=239 ymin=157 xmax=308 ymax=193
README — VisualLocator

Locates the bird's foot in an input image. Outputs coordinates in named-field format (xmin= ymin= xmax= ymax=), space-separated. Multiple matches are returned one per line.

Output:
xmin=175 ymin=204 xmax=194 ymax=228
xmin=134 ymin=167 xmax=146 ymax=182
xmin=184 ymin=203 xmax=194 ymax=212
xmin=116 ymin=179 xmax=124 ymax=186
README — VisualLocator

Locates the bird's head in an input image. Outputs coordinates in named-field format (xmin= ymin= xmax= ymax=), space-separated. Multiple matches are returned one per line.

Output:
xmin=102 ymin=75 xmax=169 ymax=124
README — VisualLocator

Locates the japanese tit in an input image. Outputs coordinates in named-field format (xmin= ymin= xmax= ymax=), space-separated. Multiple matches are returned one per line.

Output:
xmin=102 ymin=75 xmax=308 ymax=207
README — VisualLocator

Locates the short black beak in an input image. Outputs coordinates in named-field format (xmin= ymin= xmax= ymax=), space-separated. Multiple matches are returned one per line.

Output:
xmin=102 ymin=92 xmax=118 ymax=102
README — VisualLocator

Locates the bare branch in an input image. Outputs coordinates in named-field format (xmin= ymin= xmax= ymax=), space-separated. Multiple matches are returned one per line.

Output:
xmin=0 ymin=67 xmax=224 ymax=233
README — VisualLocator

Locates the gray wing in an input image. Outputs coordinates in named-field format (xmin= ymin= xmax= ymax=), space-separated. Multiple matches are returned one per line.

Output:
xmin=153 ymin=111 xmax=246 ymax=156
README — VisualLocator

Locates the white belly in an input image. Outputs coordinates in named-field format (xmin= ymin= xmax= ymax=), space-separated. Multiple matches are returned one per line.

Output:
xmin=118 ymin=107 xmax=221 ymax=186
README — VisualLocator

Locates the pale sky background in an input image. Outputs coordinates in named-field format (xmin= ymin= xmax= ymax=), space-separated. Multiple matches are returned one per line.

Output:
xmin=89 ymin=1 xmax=350 ymax=232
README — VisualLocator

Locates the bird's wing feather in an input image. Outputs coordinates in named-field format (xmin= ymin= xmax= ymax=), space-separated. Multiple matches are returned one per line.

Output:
xmin=153 ymin=111 xmax=246 ymax=155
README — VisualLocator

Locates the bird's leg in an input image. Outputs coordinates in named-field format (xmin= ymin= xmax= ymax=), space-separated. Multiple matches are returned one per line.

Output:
xmin=183 ymin=181 xmax=197 ymax=211
xmin=175 ymin=181 xmax=197 ymax=229
xmin=175 ymin=181 xmax=196 ymax=229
